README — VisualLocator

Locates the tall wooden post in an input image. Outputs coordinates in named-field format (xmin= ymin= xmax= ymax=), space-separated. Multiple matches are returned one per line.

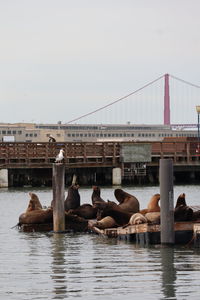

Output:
xmin=52 ymin=163 xmax=65 ymax=232
xmin=159 ymin=159 xmax=174 ymax=244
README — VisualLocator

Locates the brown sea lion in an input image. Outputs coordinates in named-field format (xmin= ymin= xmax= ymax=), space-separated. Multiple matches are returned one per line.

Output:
xmin=65 ymin=212 xmax=88 ymax=232
xmin=114 ymin=189 xmax=140 ymax=213
xmin=64 ymin=184 xmax=80 ymax=210
xmin=147 ymin=193 xmax=160 ymax=212
xmin=94 ymin=216 xmax=117 ymax=229
xmin=91 ymin=186 xmax=105 ymax=205
xmin=145 ymin=212 xmax=160 ymax=224
xmin=95 ymin=200 xmax=132 ymax=226
xmin=174 ymin=193 xmax=193 ymax=221
xmin=140 ymin=193 xmax=160 ymax=215
xmin=175 ymin=193 xmax=187 ymax=208
xmin=19 ymin=208 xmax=53 ymax=225
xmin=68 ymin=204 xmax=97 ymax=219
xmin=26 ymin=192 xmax=43 ymax=213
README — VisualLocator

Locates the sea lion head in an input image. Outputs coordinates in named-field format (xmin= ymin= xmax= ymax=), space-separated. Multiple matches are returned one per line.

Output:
xmin=175 ymin=193 xmax=186 ymax=208
xmin=114 ymin=189 xmax=126 ymax=203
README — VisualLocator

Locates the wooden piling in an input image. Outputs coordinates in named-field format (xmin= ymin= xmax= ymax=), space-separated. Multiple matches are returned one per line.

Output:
xmin=52 ymin=163 xmax=65 ymax=232
xmin=159 ymin=159 xmax=175 ymax=244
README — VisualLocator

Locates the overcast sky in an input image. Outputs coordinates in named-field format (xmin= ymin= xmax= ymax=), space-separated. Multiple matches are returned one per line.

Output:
xmin=0 ymin=0 xmax=200 ymax=124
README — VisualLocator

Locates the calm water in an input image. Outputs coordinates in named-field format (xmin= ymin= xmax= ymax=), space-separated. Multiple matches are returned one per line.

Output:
xmin=0 ymin=185 xmax=200 ymax=300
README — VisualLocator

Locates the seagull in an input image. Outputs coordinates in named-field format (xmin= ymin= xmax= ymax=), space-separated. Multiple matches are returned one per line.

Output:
xmin=55 ymin=149 xmax=64 ymax=163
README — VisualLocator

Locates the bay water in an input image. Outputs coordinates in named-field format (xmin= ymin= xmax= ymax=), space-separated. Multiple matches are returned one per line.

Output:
xmin=0 ymin=185 xmax=200 ymax=299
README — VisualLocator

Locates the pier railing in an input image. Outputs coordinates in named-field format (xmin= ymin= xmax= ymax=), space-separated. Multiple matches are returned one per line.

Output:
xmin=0 ymin=141 xmax=200 ymax=168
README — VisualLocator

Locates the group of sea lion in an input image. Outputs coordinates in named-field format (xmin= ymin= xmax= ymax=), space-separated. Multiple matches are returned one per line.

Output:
xmin=18 ymin=186 xmax=200 ymax=231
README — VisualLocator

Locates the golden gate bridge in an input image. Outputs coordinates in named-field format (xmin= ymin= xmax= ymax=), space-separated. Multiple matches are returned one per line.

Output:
xmin=66 ymin=74 xmax=200 ymax=128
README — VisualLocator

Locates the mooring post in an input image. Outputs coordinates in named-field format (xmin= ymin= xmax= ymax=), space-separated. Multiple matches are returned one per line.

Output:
xmin=159 ymin=159 xmax=174 ymax=244
xmin=52 ymin=163 xmax=65 ymax=232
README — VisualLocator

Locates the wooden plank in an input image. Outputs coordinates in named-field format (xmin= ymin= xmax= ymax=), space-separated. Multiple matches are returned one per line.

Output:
xmin=95 ymin=221 xmax=195 ymax=237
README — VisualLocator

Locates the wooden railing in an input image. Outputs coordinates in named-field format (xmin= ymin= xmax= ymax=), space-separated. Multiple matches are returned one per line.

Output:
xmin=0 ymin=141 xmax=200 ymax=168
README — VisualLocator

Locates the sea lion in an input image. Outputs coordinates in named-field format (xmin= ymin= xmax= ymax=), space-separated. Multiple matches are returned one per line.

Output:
xmin=94 ymin=216 xmax=117 ymax=229
xmin=68 ymin=204 xmax=97 ymax=219
xmin=140 ymin=193 xmax=160 ymax=215
xmin=25 ymin=192 xmax=43 ymax=213
xmin=122 ymin=212 xmax=148 ymax=228
xmin=64 ymin=184 xmax=80 ymax=210
xmin=175 ymin=193 xmax=187 ymax=208
xmin=129 ymin=213 xmax=148 ymax=225
xmin=174 ymin=193 xmax=193 ymax=221
xmin=91 ymin=186 xmax=105 ymax=205
xmin=145 ymin=212 xmax=160 ymax=224
xmin=19 ymin=208 xmax=53 ymax=225
xmin=95 ymin=200 xmax=132 ymax=226
xmin=147 ymin=193 xmax=160 ymax=212
xmin=114 ymin=188 xmax=140 ymax=213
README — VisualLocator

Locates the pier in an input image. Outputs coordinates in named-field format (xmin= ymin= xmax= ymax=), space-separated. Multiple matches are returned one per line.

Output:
xmin=1 ymin=139 xmax=200 ymax=187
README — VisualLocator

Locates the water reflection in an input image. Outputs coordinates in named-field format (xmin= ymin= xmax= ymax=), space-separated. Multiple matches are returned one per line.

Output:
xmin=50 ymin=233 xmax=85 ymax=299
xmin=160 ymin=246 xmax=176 ymax=299
xmin=50 ymin=234 xmax=67 ymax=299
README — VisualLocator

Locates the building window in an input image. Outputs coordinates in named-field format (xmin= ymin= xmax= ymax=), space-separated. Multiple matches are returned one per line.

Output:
xmin=18 ymin=131 xmax=22 ymax=135
xmin=2 ymin=131 xmax=6 ymax=134
xmin=34 ymin=134 xmax=37 ymax=137
xmin=67 ymin=134 xmax=71 ymax=137
xmin=12 ymin=131 xmax=16 ymax=134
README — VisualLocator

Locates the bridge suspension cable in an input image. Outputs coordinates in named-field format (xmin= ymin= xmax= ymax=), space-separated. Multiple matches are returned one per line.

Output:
xmin=170 ymin=74 xmax=200 ymax=89
xmin=66 ymin=74 xmax=164 ymax=124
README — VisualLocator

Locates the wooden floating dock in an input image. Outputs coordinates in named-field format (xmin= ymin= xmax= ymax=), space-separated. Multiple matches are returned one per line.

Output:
xmin=19 ymin=220 xmax=200 ymax=248
xmin=91 ymin=221 xmax=200 ymax=247
xmin=19 ymin=213 xmax=89 ymax=233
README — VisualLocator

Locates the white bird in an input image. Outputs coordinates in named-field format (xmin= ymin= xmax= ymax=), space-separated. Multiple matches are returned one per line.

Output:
xmin=55 ymin=149 xmax=64 ymax=163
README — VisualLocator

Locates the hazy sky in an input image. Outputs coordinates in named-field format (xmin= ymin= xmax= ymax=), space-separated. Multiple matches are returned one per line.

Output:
xmin=1 ymin=0 xmax=200 ymax=124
